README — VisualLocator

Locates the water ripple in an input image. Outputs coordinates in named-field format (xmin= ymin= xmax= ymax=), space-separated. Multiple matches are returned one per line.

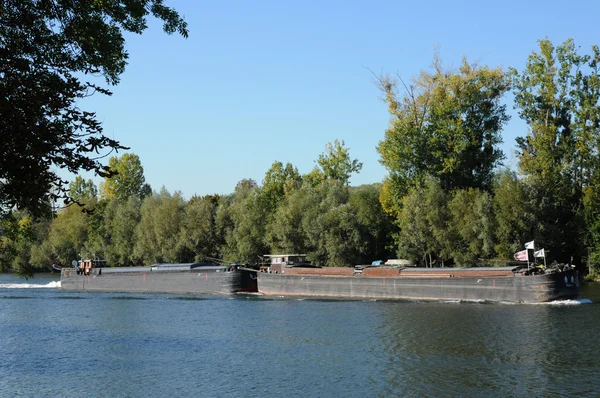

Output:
xmin=1 ymin=276 xmax=599 ymax=397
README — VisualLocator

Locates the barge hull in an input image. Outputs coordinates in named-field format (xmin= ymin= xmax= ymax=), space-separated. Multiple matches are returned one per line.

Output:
xmin=256 ymin=270 xmax=579 ymax=303
xmin=60 ymin=268 xmax=257 ymax=295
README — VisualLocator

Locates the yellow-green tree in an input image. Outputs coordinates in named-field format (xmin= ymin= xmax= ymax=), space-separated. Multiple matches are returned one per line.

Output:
xmin=44 ymin=205 xmax=89 ymax=266
xmin=100 ymin=153 xmax=151 ymax=201
xmin=377 ymin=56 xmax=509 ymax=215
xmin=0 ymin=211 xmax=37 ymax=272
xmin=307 ymin=140 xmax=363 ymax=187
xmin=68 ymin=176 xmax=98 ymax=204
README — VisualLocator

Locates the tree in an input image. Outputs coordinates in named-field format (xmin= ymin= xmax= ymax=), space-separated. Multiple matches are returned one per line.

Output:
xmin=219 ymin=181 xmax=268 ymax=263
xmin=83 ymin=199 xmax=107 ymax=259
xmin=492 ymin=170 xmax=534 ymax=258
xmin=134 ymin=188 xmax=185 ymax=264
xmin=267 ymin=182 xmax=316 ymax=255
xmin=0 ymin=210 xmax=37 ymax=272
xmin=314 ymin=140 xmax=363 ymax=186
xmin=348 ymin=184 xmax=396 ymax=263
xmin=448 ymin=188 xmax=496 ymax=266
xmin=511 ymin=38 xmax=599 ymax=261
xmin=69 ymin=176 xmax=98 ymax=203
xmin=100 ymin=197 xmax=142 ymax=266
xmin=44 ymin=205 xmax=90 ymax=266
xmin=0 ymin=0 xmax=187 ymax=216
xmin=215 ymin=194 xmax=235 ymax=259
xmin=28 ymin=224 xmax=53 ymax=271
xmin=99 ymin=153 xmax=151 ymax=201
xmin=584 ymin=179 xmax=600 ymax=275
xmin=511 ymin=39 xmax=599 ymax=190
xmin=260 ymin=161 xmax=302 ymax=213
xmin=396 ymin=177 xmax=451 ymax=266
xmin=302 ymin=180 xmax=351 ymax=266
xmin=311 ymin=183 xmax=394 ymax=267
xmin=378 ymin=174 xmax=404 ymax=216
xmin=177 ymin=195 xmax=220 ymax=262
xmin=377 ymin=56 xmax=509 ymax=203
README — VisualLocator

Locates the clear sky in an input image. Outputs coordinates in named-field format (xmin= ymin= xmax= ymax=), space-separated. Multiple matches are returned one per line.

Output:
xmin=78 ymin=0 xmax=600 ymax=198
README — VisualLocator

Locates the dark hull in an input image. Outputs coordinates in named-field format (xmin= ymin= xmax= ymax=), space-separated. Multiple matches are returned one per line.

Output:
xmin=256 ymin=269 xmax=579 ymax=303
xmin=60 ymin=267 xmax=257 ymax=295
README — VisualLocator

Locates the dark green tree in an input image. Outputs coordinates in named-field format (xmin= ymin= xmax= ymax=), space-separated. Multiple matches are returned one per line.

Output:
xmin=302 ymin=180 xmax=351 ymax=266
xmin=260 ymin=161 xmax=302 ymax=214
xmin=310 ymin=183 xmax=395 ymax=267
xmin=0 ymin=0 xmax=187 ymax=216
xmin=28 ymin=220 xmax=53 ymax=271
xmin=215 ymin=194 xmax=234 ymax=259
xmin=220 ymin=181 xmax=268 ymax=263
xmin=492 ymin=169 xmax=534 ymax=259
xmin=177 ymin=195 xmax=221 ymax=262
xmin=347 ymin=184 xmax=396 ymax=263
xmin=134 ymin=188 xmax=185 ymax=264
xmin=396 ymin=177 xmax=451 ymax=266
xmin=511 ymin=38 xmax=599 ymax=261
xmin=99 ymin=197 xmax=142 ymax=266
xmin=267 ymin=182 xmax=316 ymax=255
xmin=448 ymin=188 xmax=496 ymax=266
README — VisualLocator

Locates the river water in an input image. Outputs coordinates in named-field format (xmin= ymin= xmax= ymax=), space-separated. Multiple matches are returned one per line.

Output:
xmin=1 ymin=273 xmax=599 ymax=398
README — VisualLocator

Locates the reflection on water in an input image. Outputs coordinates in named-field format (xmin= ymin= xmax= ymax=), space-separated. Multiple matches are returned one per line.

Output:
xmin=374 ymin=302 xmax=596 ymax=397
xmin=0 ymin=274 xmax=599 ymax=397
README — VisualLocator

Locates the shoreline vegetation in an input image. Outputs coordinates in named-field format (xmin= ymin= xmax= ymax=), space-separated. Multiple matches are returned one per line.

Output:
xmin=2 ymin=8 xmax=600 ymax=281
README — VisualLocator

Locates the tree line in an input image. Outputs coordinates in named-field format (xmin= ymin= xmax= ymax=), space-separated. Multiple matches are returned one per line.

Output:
xmin=1 ymin=143 xmax=398 ymax=272
xmin=377 ymin=39 xmax=600 ymax=272
xmin=2 ymin=37 xmax=600 ymax=276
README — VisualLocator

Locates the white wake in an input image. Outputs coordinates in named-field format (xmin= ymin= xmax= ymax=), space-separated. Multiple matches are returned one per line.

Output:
xmin=539 ymin=298 xmax=592 ymax=306
xmin=0 ymin=281 xmax=61 ymax=289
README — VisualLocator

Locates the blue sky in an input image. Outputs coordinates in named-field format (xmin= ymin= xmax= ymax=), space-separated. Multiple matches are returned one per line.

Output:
xmin=79 ymin=0 xmax=600 ymax=198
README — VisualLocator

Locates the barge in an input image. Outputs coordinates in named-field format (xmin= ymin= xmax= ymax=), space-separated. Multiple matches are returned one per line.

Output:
xmin=60 ymin=262 xmax=257 ymax=295
xmin=254 ymin=255 xmax=580 ymax=303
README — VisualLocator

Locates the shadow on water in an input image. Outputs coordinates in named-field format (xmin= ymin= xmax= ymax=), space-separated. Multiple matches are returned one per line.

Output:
xmin=0 ymin=295 xmax=35 ymax=299
xmin=109 ymin=296 xmax=150 ymax=300
xmin=52 ymin=296 xmax=88 ymax=300
xmin=167 ymin=296 xmax=215 ymax=301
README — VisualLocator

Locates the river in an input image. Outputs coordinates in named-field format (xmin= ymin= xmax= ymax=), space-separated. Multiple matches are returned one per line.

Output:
xmin=1 ymin=273 xmax=599 ymax=397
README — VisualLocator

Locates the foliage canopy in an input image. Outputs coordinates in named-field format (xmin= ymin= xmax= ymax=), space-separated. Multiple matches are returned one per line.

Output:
xmin=0 ymin=0 xmax=187 ymax=216
xmin=377 ymin=57 xmax=509 ymax=214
